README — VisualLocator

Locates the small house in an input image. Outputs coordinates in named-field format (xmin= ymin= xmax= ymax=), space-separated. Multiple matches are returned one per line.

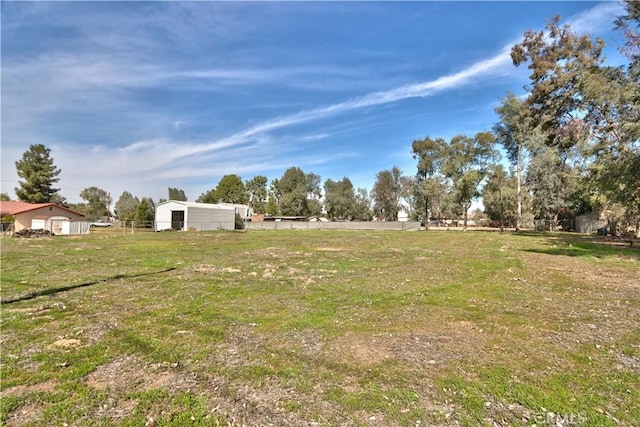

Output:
xmin=155 ymin=200 xmax=236 ymax=231
xmin=0 ymin=201 xmax=88 ymax=234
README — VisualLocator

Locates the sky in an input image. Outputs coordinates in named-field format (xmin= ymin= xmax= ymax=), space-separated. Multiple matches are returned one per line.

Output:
xmin=1 ymin=1 xmax=629 ymax=206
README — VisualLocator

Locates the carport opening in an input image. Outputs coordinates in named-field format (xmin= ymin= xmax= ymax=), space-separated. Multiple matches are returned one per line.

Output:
xmin=171 ymin=210 xmax=185 ymax=230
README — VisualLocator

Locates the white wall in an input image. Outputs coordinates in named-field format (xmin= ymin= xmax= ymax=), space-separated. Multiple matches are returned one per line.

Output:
xmin=155 ymin=200 xmax=185 ymax=231
xmin=155 ymin=201 xmax=235 ymax=231
xmin=187 ymin=205 xmax=234 ymax=231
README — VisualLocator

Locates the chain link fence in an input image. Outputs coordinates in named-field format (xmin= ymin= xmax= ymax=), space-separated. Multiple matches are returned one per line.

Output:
xmin=246 ymin=221 xmax=421 ymax=231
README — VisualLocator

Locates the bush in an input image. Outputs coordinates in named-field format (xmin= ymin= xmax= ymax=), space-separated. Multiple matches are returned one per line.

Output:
xmin=234 ymin=213 xmax=245 ymax=230
xmin=1 ymin=215 xmax=15 ymax=232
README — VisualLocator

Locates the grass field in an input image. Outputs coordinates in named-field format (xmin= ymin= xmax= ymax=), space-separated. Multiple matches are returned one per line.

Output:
xmin=1 ymin=229 xmax=639 ymax=426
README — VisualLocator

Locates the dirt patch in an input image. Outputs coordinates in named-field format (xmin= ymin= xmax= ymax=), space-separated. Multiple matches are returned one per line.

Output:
xmin=86 ymin=357 xmax=141 ymax=391
xmin=616 ymin=354 xmax=640 ymax=374
xmin=83 ymin=357 xmax=208 ymax=423
xmin=2 ymin=380 xmax=58 ymax=397
xmin=86 ymin=356 xmax=192 ymax=393
xmin=190 ymin=265 xmax=242 ymax=273
xmin=75 ymin=321 xmax=119 ymax=344
xmin=5 ymin=302 xmax=66 ymax=315
xmin=47 ymin=338 xmax=81 ymax=349
xmin=331 ymin=322 xmax=488 ymax=367
xmin=93 ymin=398 xmax=139 ymax=424
xmin=3 ymin=403 xmax=45 ymax=426
xmin=5 ymin=307 xmax=41 ymax=314
xmin=3 ymin=382 xmax=57 ymax=427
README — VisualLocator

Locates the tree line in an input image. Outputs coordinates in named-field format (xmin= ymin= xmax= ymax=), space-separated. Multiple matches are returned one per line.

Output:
xmin=4 ymin=3 xmax=639 ymax=234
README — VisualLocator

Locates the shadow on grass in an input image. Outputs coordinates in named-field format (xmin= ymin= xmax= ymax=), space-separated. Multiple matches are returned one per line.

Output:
xmin=513 ymin=231 xmax=639 ymax=260
xmin=1 ymin=267 xmax=177 ymax=305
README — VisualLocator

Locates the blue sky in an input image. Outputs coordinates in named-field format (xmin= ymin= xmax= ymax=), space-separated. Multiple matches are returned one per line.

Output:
xmin=1 ymin=1 xmax=628 ymax=205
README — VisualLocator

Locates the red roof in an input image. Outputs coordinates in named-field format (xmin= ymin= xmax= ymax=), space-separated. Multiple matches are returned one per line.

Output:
xmin=0 ymin=201 xmax=85 ymax=217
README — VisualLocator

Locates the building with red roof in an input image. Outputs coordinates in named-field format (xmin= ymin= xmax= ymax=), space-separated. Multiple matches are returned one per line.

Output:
xmin=0 ymin=201 xmax=86 ymax=234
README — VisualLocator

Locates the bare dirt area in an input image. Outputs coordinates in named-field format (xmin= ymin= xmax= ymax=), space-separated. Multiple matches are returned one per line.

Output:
xmin=3 ymin=403 xmax=45 ymax=427
xmin=331 ymin=321 xmax=488 ymax=367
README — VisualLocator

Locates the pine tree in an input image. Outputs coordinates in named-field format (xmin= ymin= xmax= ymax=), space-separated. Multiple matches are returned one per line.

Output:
xmin=15 ymin=144 xmax=62 ymax=203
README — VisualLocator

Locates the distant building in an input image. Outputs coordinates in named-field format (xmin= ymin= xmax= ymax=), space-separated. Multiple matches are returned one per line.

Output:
xmin=0 ymin=201 xmax=87 ymax=234
xmin=155 ymin=200 xmax=236 ymax=231
xmin=217 ymin=202 xmax=254 ymax=221
xmin=251 ymin=214 xmax=307 ymax=222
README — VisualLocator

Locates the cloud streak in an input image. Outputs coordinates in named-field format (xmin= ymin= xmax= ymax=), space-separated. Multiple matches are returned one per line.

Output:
xmin=163 ymin=43 xmax=515 ymax=164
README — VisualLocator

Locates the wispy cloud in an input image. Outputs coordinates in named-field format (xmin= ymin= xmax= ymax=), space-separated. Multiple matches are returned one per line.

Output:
xmin=157 ymin=43 xmax=514 ymax=164
xmin=568 ymin=2 xmax=624 ymax=35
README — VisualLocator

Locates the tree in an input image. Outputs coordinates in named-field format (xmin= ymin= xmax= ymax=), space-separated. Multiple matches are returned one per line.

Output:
xmin=482 ymin=165 xmax=516 ymax=231
xmin=591 ymin=147 xmax=640 ymax=234
xmin=412 ymin=136 xmax=447 ymax=228
xmin=15 ymin=144 xmax=62 ymax=203
xmin=512 ymin=9 xmax=640 ymax=235
xmin=306 ymin=173 xmax=322 ymax=201
xmin=0 ymin=193 xmax=10 ymax=201
xmin=199 ymin=175 xmax=247 ymax=204
xmin=277 ymin=167 xmax=320 ymax=217
xmin=441 ymin=132 xmax=497 ymax=230
xmin=79 ymin=187 xmax=111 ymax=221
xmin=578 ymin=64 xmax=640 ymax=231
xmin=441 ymin=190 xmax=463 ymax=224
xmin=353 ymin=187 xmax=373 ymax=221
xmin=197 ymin=189 xmax=218 ymax=203
xmin=399 ymin=175 xmax=416 ymax=216
xmin=168 ymin=187 xmax=187 ymax=201
xmin=614 ymin=0 xmax=640 ymax=67
xmin=115 ymin=191 xmax=140 ymax=222
xmin=134 ymin=197 xmax=155 ymax=227
xmin=280 ymin=187 xmax=308 ymax=216
xmin=511 ymin=15 xmax=605 ymax=149
xmin=215 ymin=174 xmax=247 ymax=204
xmin=525 ymin=147 xmax=572 ymax=229
xmin=66 ymin=202 xmax=87 ymax=216
xmin=371 ymin=167 xmax=402 ymax=221
xmin=493 ymin=92 xmax=545 ymax=230
xmin=324 ymin=177 xmax=357 ymax=220
xmin=307 ymin=198 xmax=323 ymax=217
xmin=413 ymin=175 xmax=448 ymax=226
xmin=265 ymin=195 xmax=278 ymax=216
xmin=305 ymin=172 xmax=323 ymax=217
xmin=267 ymin=178 xmax=282 ymax=215
xmin=278 ymin=168 xmax=307 ymax=216
xmin=245 ymin=175 xmax=268 ymax=214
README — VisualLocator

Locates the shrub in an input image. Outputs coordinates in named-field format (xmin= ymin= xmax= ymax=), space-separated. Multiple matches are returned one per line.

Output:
xmin=234 ymin=212 xmax=245 ymax=230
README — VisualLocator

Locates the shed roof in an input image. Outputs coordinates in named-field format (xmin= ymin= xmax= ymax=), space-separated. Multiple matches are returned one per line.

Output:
xmin=0 ymin=201 xmax=85 ymax=217
xmin=156 ymin=200 xmax=236 ymax=210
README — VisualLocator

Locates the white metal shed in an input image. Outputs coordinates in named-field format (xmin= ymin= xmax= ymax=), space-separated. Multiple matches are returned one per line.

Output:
xmin=155 ymin=201 xmax=236 ymax=231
